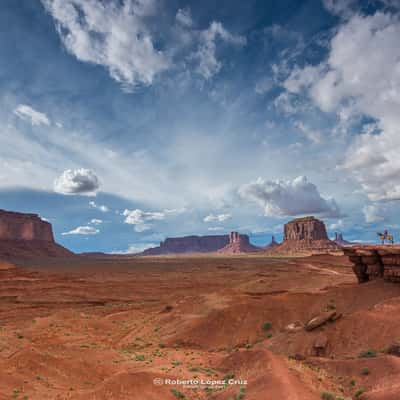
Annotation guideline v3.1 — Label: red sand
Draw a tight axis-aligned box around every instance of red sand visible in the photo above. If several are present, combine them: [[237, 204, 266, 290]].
[[1, 255, 400, 399]]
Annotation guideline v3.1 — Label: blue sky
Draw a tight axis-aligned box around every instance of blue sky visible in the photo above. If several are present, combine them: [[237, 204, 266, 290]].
[[1, 0, 400, 253]]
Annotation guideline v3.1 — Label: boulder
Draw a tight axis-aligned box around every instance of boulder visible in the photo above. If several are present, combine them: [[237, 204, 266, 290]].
[[305, 311, 337, 331], [313, 334, 328, 356]]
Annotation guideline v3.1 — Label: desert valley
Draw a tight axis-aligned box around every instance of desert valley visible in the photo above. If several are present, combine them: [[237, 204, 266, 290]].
[[2, 1, 400, 399], [1, 209, 400, 400]]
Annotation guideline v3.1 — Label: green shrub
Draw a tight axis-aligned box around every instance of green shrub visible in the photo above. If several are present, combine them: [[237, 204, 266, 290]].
[[359, 349, 377, 358], [170, 388, 185, 399], [361, 367, 370, 375], [354, 389, 364, 398], [262, 322, 272, 332], [321, 392, 335, 400]]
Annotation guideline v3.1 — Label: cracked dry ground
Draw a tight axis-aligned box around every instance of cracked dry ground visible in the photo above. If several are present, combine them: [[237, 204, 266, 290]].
[[1, 254, 400, 400]]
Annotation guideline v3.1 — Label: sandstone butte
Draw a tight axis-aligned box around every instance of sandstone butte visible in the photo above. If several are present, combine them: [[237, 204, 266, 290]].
[[267, 216, 341, 255], [218, 231, 262, 254], [0, 209, 72, 259]]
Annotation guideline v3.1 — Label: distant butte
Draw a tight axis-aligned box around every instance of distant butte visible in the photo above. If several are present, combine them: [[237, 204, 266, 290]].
[[267, 216, 341, 255], [218, 231, 262, 254]]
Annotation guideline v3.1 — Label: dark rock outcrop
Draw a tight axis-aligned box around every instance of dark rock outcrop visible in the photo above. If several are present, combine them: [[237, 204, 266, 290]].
[[218, 232, 262, 254], [267, 216, 341, 255], [264, 235, 279, 250], [0, 209, 73, 259], [343, 245, 400, 283], [333, 232, 352, 246], [141, 234, 231, 255]]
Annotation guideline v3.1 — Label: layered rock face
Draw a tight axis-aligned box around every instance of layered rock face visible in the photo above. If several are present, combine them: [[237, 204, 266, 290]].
[[284, 216, 328, 241], [141, 235, 230, 255], [268, 216, 340, 254], [0, 210, 54, 241], [218, 232, 262, 254], [0, 209, 73, 259], [343, 245, 400, 283]]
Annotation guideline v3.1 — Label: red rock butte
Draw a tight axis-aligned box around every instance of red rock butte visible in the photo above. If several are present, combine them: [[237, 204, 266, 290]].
[[0, 209, 73, 259], [218, 231, 262, 254], [268, 216, 340, 255], [0, 209, 54, 241]]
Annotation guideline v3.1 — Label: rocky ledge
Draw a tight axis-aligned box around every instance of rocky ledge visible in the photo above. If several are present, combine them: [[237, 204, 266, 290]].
[[343, 245, 400, 283]]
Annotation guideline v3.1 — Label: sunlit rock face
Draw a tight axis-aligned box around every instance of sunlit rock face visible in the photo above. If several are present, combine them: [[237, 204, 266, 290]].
[[344, 246, 400, 283], [0, 210, 54, 241], [268, 216, 341, 255], [0, 209, 73, 259]]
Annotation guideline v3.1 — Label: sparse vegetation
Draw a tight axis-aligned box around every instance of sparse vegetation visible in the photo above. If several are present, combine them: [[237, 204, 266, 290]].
[[361, 367, 370, 375], [135, 354, 145, 361], [223, 373, 235, 380], [229, 387, 246, 400], [320, 391, 335, 400], [262, 322, 272, 332], [170, 388, 185, 399], [354, 389, 365, 398], [359, 349, 377, 358]]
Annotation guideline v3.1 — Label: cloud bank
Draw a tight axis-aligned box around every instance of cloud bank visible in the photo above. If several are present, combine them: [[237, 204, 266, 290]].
[[239, 176, 341, 218]]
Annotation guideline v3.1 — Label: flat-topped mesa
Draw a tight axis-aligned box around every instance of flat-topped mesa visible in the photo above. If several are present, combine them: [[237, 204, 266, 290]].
[[141, 234, 230, 255], [343, 245, 400, 283], [218, 232, 262, 254], [0, 209, 73, 259], [268, 216, 340, 255], [0, 209, 54, 241]]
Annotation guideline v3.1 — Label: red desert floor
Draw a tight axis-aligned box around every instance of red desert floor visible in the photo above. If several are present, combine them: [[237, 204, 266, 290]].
[[1, 255, 400, 399]]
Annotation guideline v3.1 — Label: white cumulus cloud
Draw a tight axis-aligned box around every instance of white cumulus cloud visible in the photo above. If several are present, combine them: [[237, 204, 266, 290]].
[[62, 225, 99, 235], [193, 21, 246, 79], [89, 201, 109, 212], [176, 7, 193, 27], [42, 0, 169, 88], [284, 12, 400, 201], [363, 204, 384, 224], [54, 168, 100, 195], [123, 208, 166, 232], [239, 176, 341, 218], [203, 213, 231, 222], [13, 104, 50, 126], [89, 218, 103, 225]]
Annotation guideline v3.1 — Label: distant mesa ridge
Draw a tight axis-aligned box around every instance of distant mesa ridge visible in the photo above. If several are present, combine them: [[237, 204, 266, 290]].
[[141, 234, 230, 255], [0, 209, 73, 259], [141, 232, 263, 255]]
